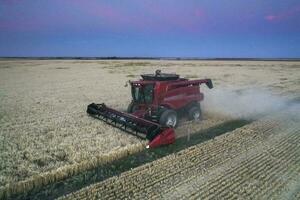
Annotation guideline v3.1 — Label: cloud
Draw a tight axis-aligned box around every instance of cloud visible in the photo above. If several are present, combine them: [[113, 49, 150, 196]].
[[265, 5, 300, 22], [1, 0, 21, 5], [140, 1, 205, 33], [1, 0, 206, 34], [69, 0, 205, 33], [265, 15, 276, 21]]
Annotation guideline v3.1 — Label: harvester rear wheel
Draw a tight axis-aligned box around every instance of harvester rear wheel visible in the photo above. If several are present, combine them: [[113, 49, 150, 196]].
[[188, 104, 202, 121], [159, 109, 178, 128]]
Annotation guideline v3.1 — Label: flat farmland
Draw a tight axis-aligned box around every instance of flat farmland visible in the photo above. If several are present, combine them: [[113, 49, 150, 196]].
[[0, 59, 299, 199]]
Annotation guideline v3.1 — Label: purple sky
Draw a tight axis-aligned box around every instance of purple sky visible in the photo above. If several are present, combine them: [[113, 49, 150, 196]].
[[0, 0, 300, 58]]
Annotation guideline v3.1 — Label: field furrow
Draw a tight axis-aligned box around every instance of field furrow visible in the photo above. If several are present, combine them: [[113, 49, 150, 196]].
[[158, 127, 300, 199], [190, 131, 299, 199]]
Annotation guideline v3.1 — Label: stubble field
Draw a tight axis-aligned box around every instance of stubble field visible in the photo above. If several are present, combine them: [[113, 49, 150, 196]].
[[61, 108, 300, 200], [0, 59, 299, 199]]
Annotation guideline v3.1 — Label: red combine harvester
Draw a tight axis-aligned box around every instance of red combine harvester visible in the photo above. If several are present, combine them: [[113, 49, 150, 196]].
[[87, 70, 213, 148]]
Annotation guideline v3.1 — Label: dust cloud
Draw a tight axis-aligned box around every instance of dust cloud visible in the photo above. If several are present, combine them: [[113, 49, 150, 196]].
[[202, 87, 293, 120]]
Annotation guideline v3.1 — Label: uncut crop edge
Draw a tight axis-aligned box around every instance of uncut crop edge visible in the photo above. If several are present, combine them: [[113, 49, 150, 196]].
[[0, 142, 146, 200]]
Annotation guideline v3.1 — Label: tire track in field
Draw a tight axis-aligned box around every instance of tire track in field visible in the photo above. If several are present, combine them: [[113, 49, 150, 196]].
[[184, 129, 300, 199], [161, 127, 299, 199]]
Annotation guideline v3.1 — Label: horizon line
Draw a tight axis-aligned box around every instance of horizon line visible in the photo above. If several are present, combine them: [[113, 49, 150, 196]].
[[0, 56, 300, 61]]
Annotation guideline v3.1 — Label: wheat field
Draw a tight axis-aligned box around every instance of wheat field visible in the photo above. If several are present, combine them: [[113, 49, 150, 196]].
[[0, 59, 299, 199]]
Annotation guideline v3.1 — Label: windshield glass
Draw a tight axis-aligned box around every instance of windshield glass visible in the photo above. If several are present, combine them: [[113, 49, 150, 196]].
[[132, 84, 154, 104]]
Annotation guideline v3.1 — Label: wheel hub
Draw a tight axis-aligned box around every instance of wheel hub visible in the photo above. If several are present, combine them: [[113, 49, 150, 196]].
[[166, 115, 177, 127], [193, 111, 200, 120]]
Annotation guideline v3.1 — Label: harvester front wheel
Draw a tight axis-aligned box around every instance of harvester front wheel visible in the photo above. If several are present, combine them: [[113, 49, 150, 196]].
[[188, 104, 202, 121], [159, 109, 178, 128]]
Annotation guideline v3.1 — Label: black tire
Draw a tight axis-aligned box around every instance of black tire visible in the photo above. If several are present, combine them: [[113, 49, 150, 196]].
[[188, 104, 202, 121], [159, 109, 178, 128], [127, 102, 138, 113]]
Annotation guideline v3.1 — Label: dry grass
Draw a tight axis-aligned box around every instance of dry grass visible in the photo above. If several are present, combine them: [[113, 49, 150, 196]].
[[0, 59, 299, 198]]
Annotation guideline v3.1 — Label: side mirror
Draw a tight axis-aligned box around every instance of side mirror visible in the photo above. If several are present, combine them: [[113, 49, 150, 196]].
[[205, 79, 213, 89], [155, 69, 161, 76]]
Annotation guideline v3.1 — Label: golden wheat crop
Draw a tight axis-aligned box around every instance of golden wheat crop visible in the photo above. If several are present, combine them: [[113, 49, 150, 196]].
[[0, 142, 146, 199], [0, 59, 299, 199]]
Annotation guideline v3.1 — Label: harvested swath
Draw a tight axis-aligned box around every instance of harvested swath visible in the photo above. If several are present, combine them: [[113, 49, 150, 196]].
[[59, 111, 300, 199], [170, 127, 299, 199], [0, 142, 146, 200]]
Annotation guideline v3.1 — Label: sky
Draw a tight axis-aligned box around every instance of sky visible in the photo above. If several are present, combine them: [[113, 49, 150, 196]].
[[0, 0, 300, 58]]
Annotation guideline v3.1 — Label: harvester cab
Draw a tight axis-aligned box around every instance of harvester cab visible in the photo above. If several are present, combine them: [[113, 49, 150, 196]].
[[130, 82, 154, 105], [87, 70, 213, 148]]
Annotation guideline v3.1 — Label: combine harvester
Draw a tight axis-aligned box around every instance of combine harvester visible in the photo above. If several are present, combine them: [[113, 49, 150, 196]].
[[87, 70, 213, 148]]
